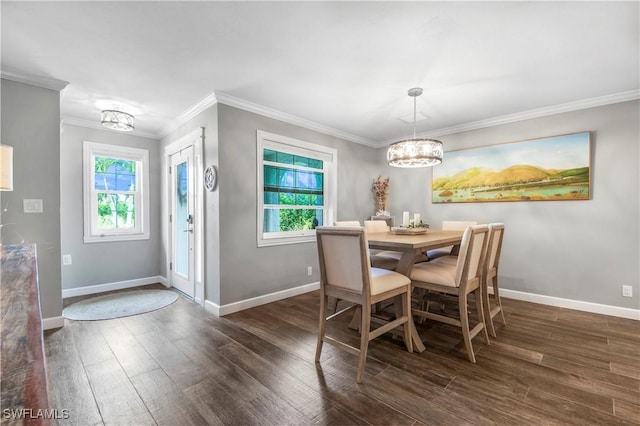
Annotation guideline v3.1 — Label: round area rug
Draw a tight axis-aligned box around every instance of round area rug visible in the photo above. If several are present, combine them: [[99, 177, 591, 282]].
[[63, 289, 179, 321]]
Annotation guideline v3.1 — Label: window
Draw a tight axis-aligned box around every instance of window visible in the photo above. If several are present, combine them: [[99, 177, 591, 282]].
[[83, 142, 150, 242], [257, 131, 337, 247]]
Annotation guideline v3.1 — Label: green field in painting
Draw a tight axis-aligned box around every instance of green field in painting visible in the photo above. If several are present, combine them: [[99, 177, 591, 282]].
[[432, 165, 589, 202]]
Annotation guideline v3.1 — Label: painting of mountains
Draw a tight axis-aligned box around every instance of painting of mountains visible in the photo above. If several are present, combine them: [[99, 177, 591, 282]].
[[432, 132, 591, 203]]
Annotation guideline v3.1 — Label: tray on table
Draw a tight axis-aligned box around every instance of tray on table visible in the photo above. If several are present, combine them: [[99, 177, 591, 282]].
[[391, 227, 429, 235]]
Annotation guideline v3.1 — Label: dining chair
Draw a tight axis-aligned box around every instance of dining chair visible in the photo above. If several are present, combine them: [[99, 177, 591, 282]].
[[363, 220, 401, 270], [410, 224, 490, 363], [483, 223, 507, 337], [427, 220, 478, 260], [334, 220, 362, 227], [329, 221, 365, 312], [363, 220, 428, 271], [315, 226, 413, 383]]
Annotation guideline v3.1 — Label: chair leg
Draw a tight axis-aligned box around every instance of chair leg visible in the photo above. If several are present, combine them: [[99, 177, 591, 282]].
[[493, 276, 507, 325], [475, 287, 490, 345], [356, 303, 371, 383], [348, 306, 361, 331], [482, 275, 497, 338], [315, 292, 327, 363], [401, 289, 413, 353], [458, 292, 476, 363], [484, 293, 497, 338]]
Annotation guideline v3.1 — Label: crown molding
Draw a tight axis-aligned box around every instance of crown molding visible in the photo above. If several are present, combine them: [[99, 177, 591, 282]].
[[214, 91, 378, 147], [1, 68, 69, 91], [61, 117, 158, 139], [377, 89, 640, 147], [157, 91, 219, 139], [159, 89, 377, 146], [64, 87, 639, 147]]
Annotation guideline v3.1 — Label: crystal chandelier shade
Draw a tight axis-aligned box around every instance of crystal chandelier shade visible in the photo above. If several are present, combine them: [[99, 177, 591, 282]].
[[387, 88, 443, 168], [387, 138, 443, 167], [101, 110, 135, 131]]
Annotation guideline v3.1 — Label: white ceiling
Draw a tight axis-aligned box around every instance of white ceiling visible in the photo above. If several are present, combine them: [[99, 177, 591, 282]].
[[2, 1, 638, 146]]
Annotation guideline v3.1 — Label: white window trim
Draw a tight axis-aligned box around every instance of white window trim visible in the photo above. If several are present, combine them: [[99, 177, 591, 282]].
[[83, 141, 150, 243], [256, 130, 337, 247]]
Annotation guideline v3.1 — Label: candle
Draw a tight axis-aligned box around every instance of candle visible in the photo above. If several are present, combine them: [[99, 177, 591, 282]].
[[402, 211, 410, 227], [414, 213, 421, 225]]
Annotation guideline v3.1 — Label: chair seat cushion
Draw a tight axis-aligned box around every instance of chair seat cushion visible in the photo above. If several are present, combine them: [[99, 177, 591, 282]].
[[426, 247, 452, 260], [370, 255, 399, 270], [410, 258, 458, 287], [370, 267, 410, 295], [433, 255, 457, 266]]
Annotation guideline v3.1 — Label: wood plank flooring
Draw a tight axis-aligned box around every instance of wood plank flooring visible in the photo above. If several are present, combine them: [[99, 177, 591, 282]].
[[44, 285, 640, 425]]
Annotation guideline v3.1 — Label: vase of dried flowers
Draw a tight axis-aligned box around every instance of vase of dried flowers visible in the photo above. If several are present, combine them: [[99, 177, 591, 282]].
[[372, 175, 390, 215]]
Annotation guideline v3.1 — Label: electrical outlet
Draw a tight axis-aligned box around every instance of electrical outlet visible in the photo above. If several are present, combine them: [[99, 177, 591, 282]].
[[23, 199, 43, 213], [62, 254, 72, 265], [622, 285, 633, 298], [307, 266, 313, 276]]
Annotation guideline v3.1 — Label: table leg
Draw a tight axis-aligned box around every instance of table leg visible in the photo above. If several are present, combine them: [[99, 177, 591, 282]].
[[394, 249, 426, 353], [348, 306, 361, 331], [393, 294, 425, 353]]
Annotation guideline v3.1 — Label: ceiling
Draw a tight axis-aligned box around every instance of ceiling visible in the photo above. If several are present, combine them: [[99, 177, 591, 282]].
[[2, 1, 638, 147]]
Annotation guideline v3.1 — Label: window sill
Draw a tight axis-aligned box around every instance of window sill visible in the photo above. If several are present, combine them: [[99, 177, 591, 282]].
[[257, 234, 316, 248], [84, 233, 150, 243]]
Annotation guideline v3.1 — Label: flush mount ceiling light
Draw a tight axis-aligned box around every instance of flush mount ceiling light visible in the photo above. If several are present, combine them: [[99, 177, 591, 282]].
[[387, 88, 443, 168], [101, 110, 135, 132]]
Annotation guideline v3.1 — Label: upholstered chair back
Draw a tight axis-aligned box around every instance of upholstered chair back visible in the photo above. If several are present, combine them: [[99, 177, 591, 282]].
[[316, 227, 371, 294], [334, 220, 362, 227], [487, 223, 505, 273], [363, 220, 390, 233], [455, 225, 489, 288]]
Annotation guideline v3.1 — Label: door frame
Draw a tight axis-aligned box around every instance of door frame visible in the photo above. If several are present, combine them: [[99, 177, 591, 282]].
[[163, 127, 205, 305]]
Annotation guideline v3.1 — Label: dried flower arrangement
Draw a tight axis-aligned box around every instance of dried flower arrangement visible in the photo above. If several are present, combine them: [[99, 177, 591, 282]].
[[372, 175, 390, 214]]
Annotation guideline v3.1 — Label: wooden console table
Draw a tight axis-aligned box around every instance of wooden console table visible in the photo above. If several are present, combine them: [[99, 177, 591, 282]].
[[1, 244, 50, 425]]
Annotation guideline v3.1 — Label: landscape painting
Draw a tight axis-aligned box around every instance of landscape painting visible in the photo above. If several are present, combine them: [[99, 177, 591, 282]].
[[432, 132, 591, 203]]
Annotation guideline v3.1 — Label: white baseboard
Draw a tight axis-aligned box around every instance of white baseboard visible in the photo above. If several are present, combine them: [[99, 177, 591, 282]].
[[62, 276, 168, 299], [42, 316, 64, 330], [204, 281, 320, 317], [501, 289, 640, 320], [204, 299, 220, 316]]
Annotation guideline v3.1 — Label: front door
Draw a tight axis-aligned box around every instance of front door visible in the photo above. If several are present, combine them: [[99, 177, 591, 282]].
[[170, 146, 195, 297]]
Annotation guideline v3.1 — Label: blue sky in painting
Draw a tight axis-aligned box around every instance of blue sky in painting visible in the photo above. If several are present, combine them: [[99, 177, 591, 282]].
[[435, 132, 590, 178]]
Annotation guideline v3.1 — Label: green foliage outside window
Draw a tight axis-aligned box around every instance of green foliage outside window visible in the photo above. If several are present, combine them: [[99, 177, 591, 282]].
[[277, 193, 320, 230], [95, 157, 136, 230]]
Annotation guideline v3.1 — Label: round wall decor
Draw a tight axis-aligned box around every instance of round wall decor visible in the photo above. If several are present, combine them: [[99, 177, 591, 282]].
[[204, 165, 217, 191]]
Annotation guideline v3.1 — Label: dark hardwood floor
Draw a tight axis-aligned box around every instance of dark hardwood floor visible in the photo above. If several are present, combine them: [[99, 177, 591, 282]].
[[45, 285, 639, 425]]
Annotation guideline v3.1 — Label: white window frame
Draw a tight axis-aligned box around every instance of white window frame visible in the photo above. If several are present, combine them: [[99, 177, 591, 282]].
[[83, 141, 150, 243], [257, 130, 337, 247]]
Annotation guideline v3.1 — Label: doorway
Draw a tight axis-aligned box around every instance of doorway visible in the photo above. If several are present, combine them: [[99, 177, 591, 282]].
[[170, 146, 195, 297], [164, 128, 205, 304]]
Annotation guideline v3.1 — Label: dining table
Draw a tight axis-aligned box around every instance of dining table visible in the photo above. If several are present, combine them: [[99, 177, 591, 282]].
[[352, 229, 465, 353]]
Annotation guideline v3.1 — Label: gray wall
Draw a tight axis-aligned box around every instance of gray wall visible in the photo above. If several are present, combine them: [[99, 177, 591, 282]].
[[160, 105, 221, 305], [381, 100, 640, 309], [217, 104, 379, 305], [0, 79, 62, 319], [59, 124, 161, 289]]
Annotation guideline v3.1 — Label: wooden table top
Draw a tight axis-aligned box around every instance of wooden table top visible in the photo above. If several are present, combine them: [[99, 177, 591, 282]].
[[367, 229, 464, 251]]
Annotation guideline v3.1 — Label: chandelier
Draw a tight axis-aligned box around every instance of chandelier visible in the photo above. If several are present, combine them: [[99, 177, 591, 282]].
[[101, 110, 135, 132], [387, 88, 443, 168]]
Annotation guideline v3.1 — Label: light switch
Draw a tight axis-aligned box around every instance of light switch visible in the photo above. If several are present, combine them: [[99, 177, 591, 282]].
[[23, 199, 43, 213]]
